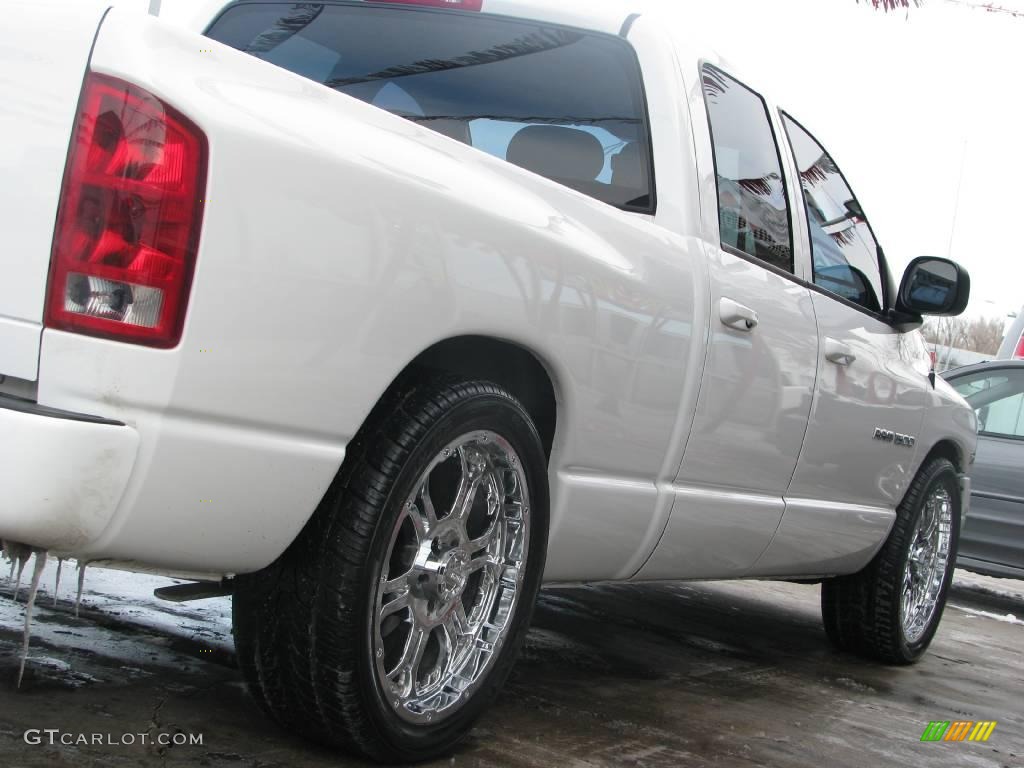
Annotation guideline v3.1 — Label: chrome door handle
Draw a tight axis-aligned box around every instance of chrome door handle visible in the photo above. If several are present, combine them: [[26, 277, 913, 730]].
[[825, 338, 856, 367], [719, 298, 759, 332]]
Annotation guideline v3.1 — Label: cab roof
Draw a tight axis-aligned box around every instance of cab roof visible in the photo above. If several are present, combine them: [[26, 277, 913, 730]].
[[480, 0, 642, 36], [175, 0, 644, 37]]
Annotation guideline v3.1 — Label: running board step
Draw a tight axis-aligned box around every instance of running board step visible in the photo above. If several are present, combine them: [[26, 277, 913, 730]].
[[154, 580, 233, 603]]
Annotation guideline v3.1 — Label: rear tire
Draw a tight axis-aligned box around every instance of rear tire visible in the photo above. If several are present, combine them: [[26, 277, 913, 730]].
[[233, 373, 549, 762], [821, 457, 961, 664]]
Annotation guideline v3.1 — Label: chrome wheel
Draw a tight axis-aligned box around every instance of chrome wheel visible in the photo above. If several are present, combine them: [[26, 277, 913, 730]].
[[372, 430, 530, 725], [901, 484, 953, 643]]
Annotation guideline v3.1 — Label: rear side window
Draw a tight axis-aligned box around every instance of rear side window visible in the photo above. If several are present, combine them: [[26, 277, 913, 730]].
[[206, 2, 654, 212], [781, 114, 884, 313], [701, 65, 793, 273]]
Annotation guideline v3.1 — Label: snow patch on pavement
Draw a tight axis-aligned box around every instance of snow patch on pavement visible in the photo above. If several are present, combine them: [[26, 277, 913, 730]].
[[953, 569, 1024, 602], [0, 558, 234, 681], [951, 604, 1023, 625]]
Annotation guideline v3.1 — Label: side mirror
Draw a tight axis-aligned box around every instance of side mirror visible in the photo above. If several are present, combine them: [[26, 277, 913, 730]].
[[896, 257, 971, 319]]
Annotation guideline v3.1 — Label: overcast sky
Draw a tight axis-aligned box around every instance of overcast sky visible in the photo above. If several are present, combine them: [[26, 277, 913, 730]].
[[648, 0, 1023, 322]]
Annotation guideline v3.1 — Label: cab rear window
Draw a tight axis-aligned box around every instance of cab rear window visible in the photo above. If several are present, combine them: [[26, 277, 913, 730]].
[[206, 2, 655, 212]]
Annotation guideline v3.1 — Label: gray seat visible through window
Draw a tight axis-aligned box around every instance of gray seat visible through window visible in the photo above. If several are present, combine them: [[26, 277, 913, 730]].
[[426, 118, 471, 145], [506, 125, 604, 188], [611, 143, 643, 190]]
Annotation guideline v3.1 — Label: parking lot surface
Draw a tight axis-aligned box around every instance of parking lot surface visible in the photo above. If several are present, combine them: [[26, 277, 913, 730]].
[[0, 564, 1020, 767]]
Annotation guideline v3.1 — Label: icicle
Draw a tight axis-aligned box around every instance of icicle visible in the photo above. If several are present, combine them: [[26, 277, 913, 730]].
[[17, 551, 47, 688], [13, 555, 27, 602], [53, 558, 64, 607], [2, 540, 32, 598], [75, 561, 88, 618]]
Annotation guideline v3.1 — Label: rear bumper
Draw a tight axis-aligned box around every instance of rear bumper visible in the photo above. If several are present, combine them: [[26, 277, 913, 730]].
[[0, 394, 138, 551]]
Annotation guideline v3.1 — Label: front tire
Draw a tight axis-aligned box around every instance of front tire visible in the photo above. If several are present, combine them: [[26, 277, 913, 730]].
[[821, 457, 961, 664], [233, 374, 549, 762]]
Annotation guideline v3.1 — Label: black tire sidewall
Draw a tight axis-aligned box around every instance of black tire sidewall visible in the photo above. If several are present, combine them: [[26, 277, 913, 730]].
[[355, 392, 549, 760], [891, 460, 961, 661]]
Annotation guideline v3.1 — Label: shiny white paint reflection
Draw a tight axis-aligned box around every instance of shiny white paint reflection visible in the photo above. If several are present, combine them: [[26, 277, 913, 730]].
[[31, 8, 707, 574], [637, 484, 785, 580], [676, 253, 818, 494], [750, 498, 895, 577], [788, 289, 928, 508], [0, 0, 112, 379], [0, 2, 978, 584]]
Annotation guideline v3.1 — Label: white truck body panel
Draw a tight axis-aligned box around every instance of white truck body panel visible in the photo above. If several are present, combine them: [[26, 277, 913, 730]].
[[0, 404, 139, 550], [0, 0, 977, 584], [0, 0, 113, 380]]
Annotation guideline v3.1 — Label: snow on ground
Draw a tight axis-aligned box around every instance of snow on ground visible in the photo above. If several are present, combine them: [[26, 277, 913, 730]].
[[45, 561, 235, 653], [0, 556, 232, 677], [0, 556, 1020, 767], [952, 568, 1024, 601], [0, 555, 1019, 685], [949, 605, 1023, 625]]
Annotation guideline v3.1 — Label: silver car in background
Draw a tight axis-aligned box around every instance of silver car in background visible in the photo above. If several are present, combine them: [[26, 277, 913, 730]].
[[946, 360, 1024, 578]]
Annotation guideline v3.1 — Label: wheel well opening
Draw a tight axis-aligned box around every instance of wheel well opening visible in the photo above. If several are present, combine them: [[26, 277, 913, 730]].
[[408, 336, 558, 459], [921, 439, 965, 474]]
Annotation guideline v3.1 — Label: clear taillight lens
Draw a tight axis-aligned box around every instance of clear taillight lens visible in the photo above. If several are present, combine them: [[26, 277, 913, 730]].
[[45, 73, 207, 347]]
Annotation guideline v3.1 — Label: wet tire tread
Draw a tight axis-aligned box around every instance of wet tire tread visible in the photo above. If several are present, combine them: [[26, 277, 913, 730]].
[[821, 457, 960, 664], [233, 372, 546, 761]]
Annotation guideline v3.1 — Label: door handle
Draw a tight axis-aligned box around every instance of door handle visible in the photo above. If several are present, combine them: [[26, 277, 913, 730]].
[[825, 338, 856, 367], [719, 298, 759, 332]]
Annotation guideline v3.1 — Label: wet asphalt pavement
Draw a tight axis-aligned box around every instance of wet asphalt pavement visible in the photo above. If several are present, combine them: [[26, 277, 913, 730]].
[[0, 572, 1020, 767]]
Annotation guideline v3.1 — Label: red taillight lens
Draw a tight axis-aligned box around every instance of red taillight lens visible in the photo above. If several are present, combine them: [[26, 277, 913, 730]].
[[366, 0, 483, 10], [1014, 332, 1024, 360], [46, 73, 207, 348]]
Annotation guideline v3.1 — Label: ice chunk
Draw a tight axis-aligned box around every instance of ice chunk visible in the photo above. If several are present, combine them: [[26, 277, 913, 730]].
[[17, 550, 47, 688], [53, 559, 64, 607], [75, 561, 88, 618], [13, 556, 26, 602], [2, 541, 33, 602]]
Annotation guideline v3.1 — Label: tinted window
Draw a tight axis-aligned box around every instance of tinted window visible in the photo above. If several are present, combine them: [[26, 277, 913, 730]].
[[782, 114, 884, 313], [702, 66, 793, 273], [207, 3, 654, 211], [952, 368, 1024, 439]]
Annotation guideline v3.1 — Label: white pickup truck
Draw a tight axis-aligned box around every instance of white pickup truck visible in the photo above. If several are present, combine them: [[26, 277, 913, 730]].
[[0, 0, 977, 761]]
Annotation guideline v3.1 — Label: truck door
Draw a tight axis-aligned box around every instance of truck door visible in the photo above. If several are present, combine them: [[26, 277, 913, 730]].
[[638, 65, 819, 580], [750, 114, 931, 577]]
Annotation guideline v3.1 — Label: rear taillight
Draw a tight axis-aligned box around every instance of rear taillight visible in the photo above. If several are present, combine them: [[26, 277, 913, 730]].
[[46, 73, 207, 347], [366, 0, 483, 10], [1014, 332, 1024, 360]]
